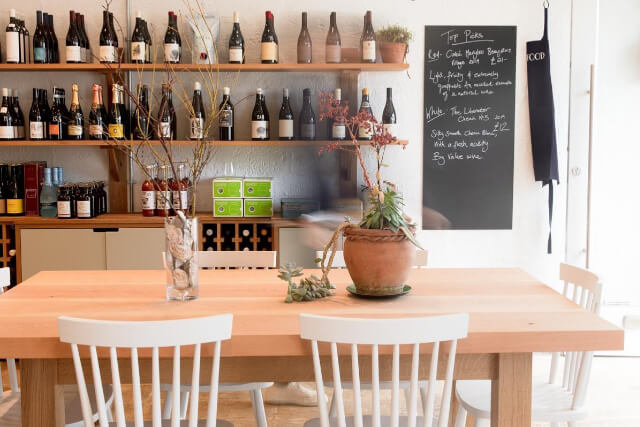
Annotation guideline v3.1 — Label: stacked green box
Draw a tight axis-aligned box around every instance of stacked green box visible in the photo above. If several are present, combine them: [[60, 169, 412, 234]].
[[212, 177, 273, 218]]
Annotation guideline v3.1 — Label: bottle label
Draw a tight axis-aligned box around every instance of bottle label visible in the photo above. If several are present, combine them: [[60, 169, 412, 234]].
[[251, 120, 268, 139], [156, 190, 171, 209], [172, 190, 188, 211], [34, 47, 46, 62], [164, 43, 180, 62], [80, 47, 87, 63], [229, 47, 243, 62], [30, 122, 45, 139], [0, 126, 13, 139], [358, 121, 373, 139], [99, 45, 117, 62], [77, 200, 91, 218], [131, 41, 146, 61], [326, 45, 341, 63], [7, 199, 23, 214], [108, 123, 124, 138], [6, 32, 20, 62], [142, 190, 155, 210], [0, 200, 5, 215], [49, 123, 61, 137], [57, 201, 71, 218], [219, 110, 233, 128], [66, 45, 82, 62], [332, 123, 346, 139], [89, 124, 103, 137], [68, 124, 83, 137], [261, 42, 278, 61], [190, 118, 204, 139], [159, 122, 172, 138], [383, 123, 397, 138], [301, 123, 315, 139], [279, 119, 293, 138], [362, 40, 376, 61]]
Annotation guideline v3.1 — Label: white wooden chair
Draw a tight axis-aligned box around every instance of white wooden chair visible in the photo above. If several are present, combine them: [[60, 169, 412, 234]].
[[58, 314, 234, 427], [299, 313, 469, 427], [0, 267, 113, 427], [315, 249, 430, 415], [454, 263, 603, 427], [162, 251, 276, 426], [316, 250, 428, 269]]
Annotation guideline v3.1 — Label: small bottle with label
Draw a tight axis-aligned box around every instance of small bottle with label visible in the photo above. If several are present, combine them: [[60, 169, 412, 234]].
[[156, 165, 171, 217], [57, 185, 72, 219], [330, 88, 346, 140], [190, 82, 205, 140], [278, 88, 294, 141], [360, 11, 376, 63], [164, 12, 181, 64], [228, 12, 245, 64], [382, 87, 397, 139], [357, 88, 374, 141], [39, 168, 57, 218], [76, 184, 92, 218], [171, 163, 188, 213], [218, 87, 234, 141], [28, 88, 45, 140], [141, 164, 156, 217]]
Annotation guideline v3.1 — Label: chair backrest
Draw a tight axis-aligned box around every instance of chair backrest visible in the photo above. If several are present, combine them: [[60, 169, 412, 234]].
[[0, 266, 18, 397], [58, 314, 233, 427], [315, 250, 429, 269], [164, 251, 277, 270], [299, 313, 469, 427], [549, 263, 602, 410]]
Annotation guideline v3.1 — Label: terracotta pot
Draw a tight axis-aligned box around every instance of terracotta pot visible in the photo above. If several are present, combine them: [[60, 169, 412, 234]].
[[343, 226, 416, 296], [379, 42, 407, 64]]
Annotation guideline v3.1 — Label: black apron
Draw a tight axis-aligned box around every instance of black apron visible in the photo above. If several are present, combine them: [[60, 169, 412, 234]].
[[527, 5, 559, 254]]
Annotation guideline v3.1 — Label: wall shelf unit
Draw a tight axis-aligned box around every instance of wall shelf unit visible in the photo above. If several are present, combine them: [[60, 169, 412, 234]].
[[0, 139, 409, 147]]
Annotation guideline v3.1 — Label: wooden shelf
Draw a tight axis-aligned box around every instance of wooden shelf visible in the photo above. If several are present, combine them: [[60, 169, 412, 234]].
[[0, 139, 409, 147], [0, 63, 409, 73]]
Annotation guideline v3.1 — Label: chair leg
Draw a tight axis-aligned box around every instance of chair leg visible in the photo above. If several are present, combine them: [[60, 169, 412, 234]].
[[473, 417, 483, 427], [180, 391, 190, 420], [454, 405, 467, 427], [162, 390, 173, 419], [250, 389, 269, 427], [419, 385, 428, 414], [404, 388, 412, 413], [328, 389, 337, 418]]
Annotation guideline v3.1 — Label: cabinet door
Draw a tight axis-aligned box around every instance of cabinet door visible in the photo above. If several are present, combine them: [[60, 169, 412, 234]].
[[105, 227, 165, 270], [20, 229, 107, 281]]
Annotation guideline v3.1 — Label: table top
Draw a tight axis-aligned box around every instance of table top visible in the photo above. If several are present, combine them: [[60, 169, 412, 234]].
[[0, 268, 623, 358]]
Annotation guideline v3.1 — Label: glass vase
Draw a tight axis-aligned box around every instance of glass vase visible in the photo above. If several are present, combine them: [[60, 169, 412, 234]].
[[165, 215, 199, 301]]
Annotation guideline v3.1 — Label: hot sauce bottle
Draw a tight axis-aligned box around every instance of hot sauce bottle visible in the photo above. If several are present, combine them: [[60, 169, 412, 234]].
[[156, 164, 171, 217], [141, 164, 156, 217], [180, 162, 193, 212], [170, 163, 188, 214]]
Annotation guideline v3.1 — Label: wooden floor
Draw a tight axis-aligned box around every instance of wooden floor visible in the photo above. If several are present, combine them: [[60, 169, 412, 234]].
[[2, 356, 639, 426]]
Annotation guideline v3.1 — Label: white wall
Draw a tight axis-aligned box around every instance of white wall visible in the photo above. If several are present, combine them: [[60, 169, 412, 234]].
[[0, 0, 574, 285]]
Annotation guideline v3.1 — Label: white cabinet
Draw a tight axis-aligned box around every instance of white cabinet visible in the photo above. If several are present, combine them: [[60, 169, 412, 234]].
[[20, 227, 165, 281], [277, 227, 318, 269]]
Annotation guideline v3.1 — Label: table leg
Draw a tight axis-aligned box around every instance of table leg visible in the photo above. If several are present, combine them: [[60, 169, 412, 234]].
[[490, 353, 532, 427], [20, 359, 61, 427]]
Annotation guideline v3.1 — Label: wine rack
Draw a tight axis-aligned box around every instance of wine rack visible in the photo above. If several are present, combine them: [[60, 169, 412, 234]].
[[0, 224, 16, 285], [201, 222, 274, 252]]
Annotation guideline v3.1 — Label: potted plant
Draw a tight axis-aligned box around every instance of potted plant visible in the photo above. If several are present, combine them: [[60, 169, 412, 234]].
[[318, 93, 422, 296], [376, 25, 413, 64]]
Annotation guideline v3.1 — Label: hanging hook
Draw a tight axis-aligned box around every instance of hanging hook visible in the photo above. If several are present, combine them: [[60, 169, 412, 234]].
[[543, 0, 550, 8]]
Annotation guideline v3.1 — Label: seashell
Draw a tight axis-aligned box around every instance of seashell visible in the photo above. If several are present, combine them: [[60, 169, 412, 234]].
[[166, 224, 184, 246], [172, 268, 190, 290], [170, 241, 193, 262]]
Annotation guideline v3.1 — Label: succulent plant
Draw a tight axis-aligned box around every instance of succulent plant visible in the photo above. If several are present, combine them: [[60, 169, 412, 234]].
[[376, 25, 414, 51], [279, 263, 335, 303]]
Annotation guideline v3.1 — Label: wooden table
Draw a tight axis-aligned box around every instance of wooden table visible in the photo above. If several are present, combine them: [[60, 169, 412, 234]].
[[0, 268, 623, 427]]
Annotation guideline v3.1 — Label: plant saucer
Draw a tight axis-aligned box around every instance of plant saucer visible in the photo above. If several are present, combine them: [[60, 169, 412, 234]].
[[346, 284, 411, 298]]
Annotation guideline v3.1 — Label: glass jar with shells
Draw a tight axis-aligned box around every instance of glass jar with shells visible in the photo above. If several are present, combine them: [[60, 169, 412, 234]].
[[165, 213, 199, 301]]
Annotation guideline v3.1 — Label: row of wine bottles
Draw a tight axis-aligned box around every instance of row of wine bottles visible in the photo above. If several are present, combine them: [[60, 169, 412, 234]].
[[3, 8, 379, 65], [0, 84, 397, 141]]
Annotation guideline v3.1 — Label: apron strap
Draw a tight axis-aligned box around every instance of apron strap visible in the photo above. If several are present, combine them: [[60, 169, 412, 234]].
[[543, 6, 549, 41], [547, 180, 553, 254]]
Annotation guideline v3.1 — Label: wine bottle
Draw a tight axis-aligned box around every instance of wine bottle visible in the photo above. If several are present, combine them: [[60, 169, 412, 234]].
[[330, 88, 346, 140], [46, 13, 60, 63], [131, 11, 146, 64], [299, 88, 316, 140], [99, 10, 118, 63], [5, 10, 20, 64], [6, 91, 17, 138], [68, 83, 83, 140], [297, 12, 312, 64], [357, 88, 374, 140], [190, 82, 205, 140], [142, 19, 152, 63], [251, 88, 269, 141], [89, 84, 106, 140], [11, 90, 25, 140], [39, 89, 51, 138], [49, 87, 66, 140], [74, 13, 86, 63], [164, 12, 181, 64], [6, 164, 24, 216], [78, 14, 90, 63], [33, 11, 48, 63], [29, 88, 45, 140], [157, 83, 176, 139], [65, 11, 82, 63], [382, 87, 397, 139], [132, 84, 150, 140], [108, 84, 124, 140], [218, 86, 234, 141], [326, 12, 341, 64], [361, 11, 376, 63], [0, 89, 14, 140], [278, 88, 294, 141], [19, 19, 28, 64], [228, 12, 245, 64], [261, 11, 278, 64], [0, 164, 8, 216]]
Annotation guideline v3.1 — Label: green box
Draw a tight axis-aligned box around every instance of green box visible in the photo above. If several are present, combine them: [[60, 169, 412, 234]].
[[212, 178, 243, 198], [244, 199, 273, 217], [213, 198, 243, 217], [243, 178, 272, 198]]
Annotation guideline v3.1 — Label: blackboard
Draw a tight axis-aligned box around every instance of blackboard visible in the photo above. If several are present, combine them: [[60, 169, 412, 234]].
[[422, 26, 517, 230]]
